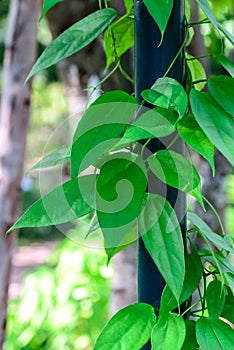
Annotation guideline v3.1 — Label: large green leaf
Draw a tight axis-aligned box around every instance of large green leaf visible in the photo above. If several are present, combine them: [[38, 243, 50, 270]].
[[71, 92, 137, 177], [206, 280, 226, 318], [177, 114, 215, 175], [151, 313, 186, 350], [160, 253, 203, 314], [143, 0, 174, 41], [190, 89, 234, 167], [122, 108, 177, 142], [182, 320, 199, 350], [30, 145, 71, 171], [208, 75, 234, 119], [27, 9, 117, 80], [188, 212, 233, 253], [104, 16, 134, 69], [96, 152, 147, 261], [148, 150, 204, 207], [139, 194, 185, 302], [93, 303, 156, 350], [39, 0, 62, 21], [215, 55, 234, 78], [186, 54, 207, 91], [7, 175, 95, 232], [196, 317, 234, 350], [142, 77, 188, 119]]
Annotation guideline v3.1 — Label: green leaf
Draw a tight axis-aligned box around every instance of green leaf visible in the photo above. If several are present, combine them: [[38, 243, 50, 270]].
[[27, 9, 117, 80], [215, 55, 234, 78], [190, 89, 234, 167], [185, 0, 191, 22], [196, 317, 234, 350], [7, 176, 95, 233], [142, 77, 188, 119], [71, 92, 137, 177], [93, 303, 156, 350], [39, 0, 62, 21], [186, 54, 207, 91], [143, 0, 174, 42], [96, 152, 147, 261], [182, 320, 199, 350], [104, 16, 134, 69], [160, 253, 203, 314], [30, 145, 71, 171], [188, 212, 233, 253], [208, 75, 234, 119], [148, 150, 204, 208], [196, 0, 218, 30], [151, 313, 186, 350], [139, 194, 185, 302], [221, 294, 234, 324], [122, 108, 177, 142], [206, 280, 226, 318], [177, 114, 215, 175], [218, 23, 234, 46], [124, 0, 133, 13]]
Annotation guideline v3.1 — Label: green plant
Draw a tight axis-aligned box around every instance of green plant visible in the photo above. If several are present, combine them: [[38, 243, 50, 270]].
[[7, 0, 234, 349], [5, 238, 111, 350]]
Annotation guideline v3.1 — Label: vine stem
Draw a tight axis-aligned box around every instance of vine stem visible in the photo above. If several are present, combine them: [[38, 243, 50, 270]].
[[163, 30, 189, 78], [202, 196, 226, 236]]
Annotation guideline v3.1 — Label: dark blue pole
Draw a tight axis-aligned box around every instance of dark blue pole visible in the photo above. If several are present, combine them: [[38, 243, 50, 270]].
[[135, 1, 186, 348]]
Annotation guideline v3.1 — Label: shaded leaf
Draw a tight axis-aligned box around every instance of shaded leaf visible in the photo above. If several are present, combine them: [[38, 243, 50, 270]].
[[190, 89, 234, 167], [30, 145, 71, 171], [93, 303, 156, 350], [182, 320, 199, 350], [177, 114, 215, 175], [27, 9, 117, 80], [139, 194, 185, 302], [7, 176, 95, 232], [221, 294, 234, 324], [148, 150, 204, 207], [142, 77, 188, 119], [188, 212, 233, 253], [206, 280, 226, 317], [151, 313, 186, 350], [143, 0, 174, 42], [208, 75, 234, 119], [196, 317, 234, 350], [160, 253, 203, 314]]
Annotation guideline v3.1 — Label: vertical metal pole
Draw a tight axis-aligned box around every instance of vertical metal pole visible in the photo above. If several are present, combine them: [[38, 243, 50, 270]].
[[135, 2, 186, 348]]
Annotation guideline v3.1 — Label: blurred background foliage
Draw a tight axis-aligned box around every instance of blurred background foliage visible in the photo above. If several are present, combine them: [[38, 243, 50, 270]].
[[0, 0, 233, 349]]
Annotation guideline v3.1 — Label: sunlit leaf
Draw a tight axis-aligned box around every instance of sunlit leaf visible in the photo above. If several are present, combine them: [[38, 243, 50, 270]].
[[151, 313, 186, 350], [186, 54, 206, 91], [124, 0, 133, 12], [142, 77, 188, 119], [93, 303, 156, 350], [148, 150, 204, 207], [196, 317, 234, 350], [190, 89, 234, 167], [139, 194, 185, 301], [7, 176, 95, 232]]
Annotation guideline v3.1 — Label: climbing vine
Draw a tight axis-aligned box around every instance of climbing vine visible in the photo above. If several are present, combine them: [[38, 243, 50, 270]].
[[8, 0, 234, 348]]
